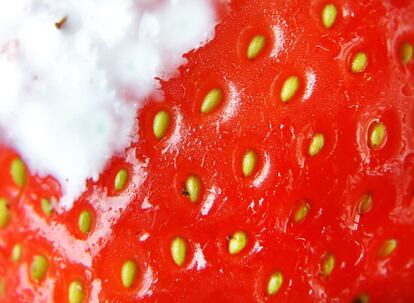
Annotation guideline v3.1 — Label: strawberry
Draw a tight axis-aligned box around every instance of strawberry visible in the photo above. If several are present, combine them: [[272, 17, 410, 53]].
[[1, 0, 414, 302]]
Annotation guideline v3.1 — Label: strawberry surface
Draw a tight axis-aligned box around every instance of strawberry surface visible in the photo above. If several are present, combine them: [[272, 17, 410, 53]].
[[1, 0, 414, 302]]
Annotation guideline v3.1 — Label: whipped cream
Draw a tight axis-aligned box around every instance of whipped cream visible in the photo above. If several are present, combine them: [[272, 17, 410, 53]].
[[0, 0, 217, 209]]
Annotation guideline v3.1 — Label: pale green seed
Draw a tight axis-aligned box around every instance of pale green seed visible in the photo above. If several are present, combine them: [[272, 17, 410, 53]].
[[68, 280, 84, 303], [293, 201, 310, 223], [10, 158, 27, 187], [11, 243, 22, 263], [41, 198, 53, 216], [153, 110, 171, 140], [379, 239, 397, 257], [31, 255, 49, 282], [0, 198, 10, 229], [200, 88, 223, 114], [247, 35, 266, 60], [322, 4, 338, 29], [121, 260, 138, 288], [185, 175, 201, 203], [321, 252, 335, 276], [171, 237, 187, 266], [370, 123, 385, 149], [400, 42, 413, 64], [308, 133, 325, 156], [114, 168, 128, 191], [228, 231, 248, 255], [242, 149, 257, 177], [351, 52, 368, 73], [0, 278, 5, 297], [280, 76, 300, 103], [357, 194, 373, 215], [354, 293, 369, 303], [267, 271, 284, 296], [78, 210, 93, 234]]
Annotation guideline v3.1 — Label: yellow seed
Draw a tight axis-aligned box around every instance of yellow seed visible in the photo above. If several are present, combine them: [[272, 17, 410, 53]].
[[0, 198, 10, 229], [357, 194, 373, 215], [153, 110, 171, 140], [41, 198, 53, 216], [370, 123, 386, 149], [114, 168, 128, 191], [171, 237, 187, 266], [228, 231, 248, 255], [354, 293, 369, 303], [10, 158, 27, 187], [78, 210, 93, 234], [379, 239, 397, 257], [322, 4, 338, 29], [31, 255, 49, 282], [280, 76, 300, 103], [200, 88, 223, 114], [400, 42, 413, 64], [121, 260, 138, 288], [0, 278, 5, 297], [247, 35, 266, 60], [242, 149, 258, 177], [11, 243, 22, 263], [351, 52, 368, 73], [185, 175, 201, 203], [68, 280, 84, 303], [321, 252, 335, 277], [308, 133, 325, 156], [293, 201, 310, 223], [266, 271, 284, 296]]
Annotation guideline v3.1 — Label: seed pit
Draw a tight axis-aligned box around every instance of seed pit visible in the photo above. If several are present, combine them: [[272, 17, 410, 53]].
[[41, 198, 53, 216], [266, 271, 283, 296], [237, 23, 275, 64], [30, 255, 49, 282], [228, 231, 248, 255], [200, 88, 223, 114], [351, 52, 368, 73], [78, 210, 93, 234], [121, 260, 138, 288], [353, 293, 369, 303], [357, 193, 373, 215], [399, 41, 413, 64], [369, 122, 386, 149], [321, 4, 338, 29], [114, 168, 128, 192], [184, 175, 201, 203], [321, 252, 335, 277], [153, 110, 171, 140], [280, 76, 300, 103], [0, 278, 4, 297], [0, 198, 10, 229], [68, 280, 84, 303], [247, 35, 267, 60], [242, 149, 258, 177], [10, 158, 27, 187], [357, 110, 400, 161], [292, 201, 310, 223], [378, 238, 397, 257], [11, 243, 22, 263], [308, 133, 325, 157], [170, 237, 187, 266]]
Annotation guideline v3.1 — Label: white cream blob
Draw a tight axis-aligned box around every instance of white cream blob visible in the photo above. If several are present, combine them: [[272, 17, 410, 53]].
[[0, 0, 217, 209]]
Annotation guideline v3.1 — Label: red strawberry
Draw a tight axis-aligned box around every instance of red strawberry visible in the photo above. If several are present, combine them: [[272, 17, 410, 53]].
[[1, 0, 414, 302]]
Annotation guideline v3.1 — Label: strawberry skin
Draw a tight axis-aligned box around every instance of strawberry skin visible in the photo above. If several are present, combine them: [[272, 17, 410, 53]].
[[1, 0, 414, 302]]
